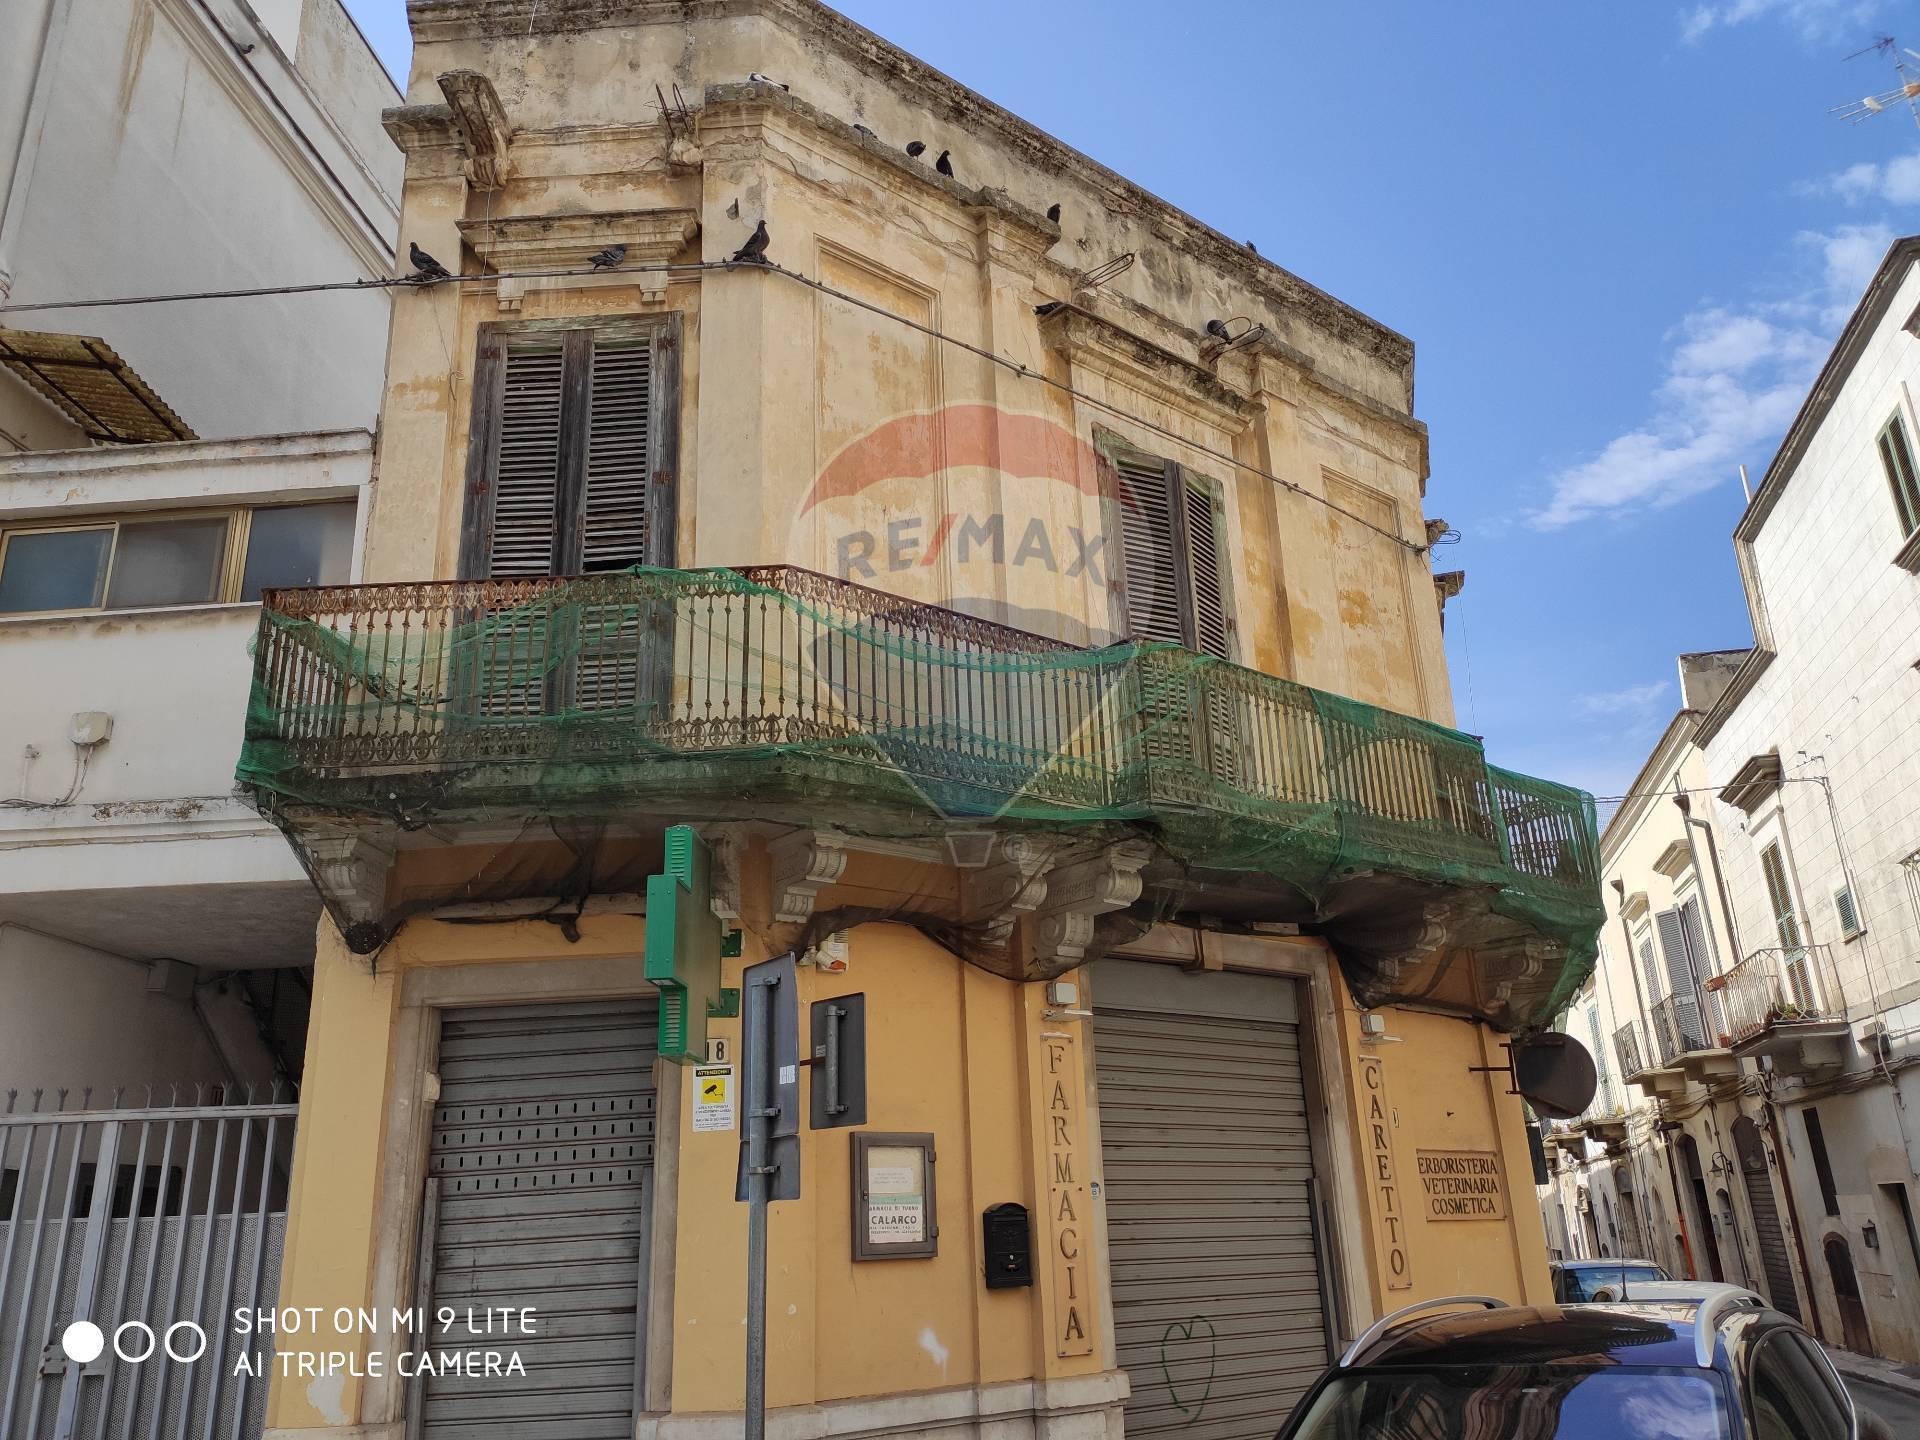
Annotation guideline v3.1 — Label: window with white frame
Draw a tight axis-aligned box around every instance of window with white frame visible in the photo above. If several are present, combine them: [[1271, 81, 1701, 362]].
[[0, 502, 355, 615]]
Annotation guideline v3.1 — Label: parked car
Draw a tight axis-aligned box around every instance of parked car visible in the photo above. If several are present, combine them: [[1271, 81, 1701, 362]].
[[1584, 1279, 1763, 1306], [1548, 1257, 1670, 1303], [1274, 1292, 1895, 1439]]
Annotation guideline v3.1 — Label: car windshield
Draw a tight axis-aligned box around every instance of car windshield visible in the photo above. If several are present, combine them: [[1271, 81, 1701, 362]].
[[1565, 1265, 1668, 1301], [1286, 1366, 1729, 1440]]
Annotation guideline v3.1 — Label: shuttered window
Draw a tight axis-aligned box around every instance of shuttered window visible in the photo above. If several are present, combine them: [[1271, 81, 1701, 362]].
[[1654, 906, 1706, 1049], [1760, 842, 1801, 950], [1108, 443, 1234, 659], [462, 319, 679, 579], [1877, 412, 1920, 539]]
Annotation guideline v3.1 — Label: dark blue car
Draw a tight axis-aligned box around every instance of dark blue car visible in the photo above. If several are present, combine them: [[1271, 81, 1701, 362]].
[[1274, 1293, 1894, 1440]]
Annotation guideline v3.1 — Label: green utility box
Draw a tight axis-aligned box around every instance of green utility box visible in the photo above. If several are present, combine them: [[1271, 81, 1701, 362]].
[[645, 825, 740, 1063]]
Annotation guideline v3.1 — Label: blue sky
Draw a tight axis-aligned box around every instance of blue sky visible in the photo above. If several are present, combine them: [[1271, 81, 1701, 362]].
[[343, 0, 1920, 807]]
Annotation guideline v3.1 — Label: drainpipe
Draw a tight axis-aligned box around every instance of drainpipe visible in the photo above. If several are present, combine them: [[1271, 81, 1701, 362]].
[[1612, 879, 1690, 1273], [1675, 790, 1744, 965], [1612, 879, 1651, 1043]]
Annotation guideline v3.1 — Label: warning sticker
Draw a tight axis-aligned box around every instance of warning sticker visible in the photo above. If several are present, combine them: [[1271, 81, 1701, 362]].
[[693, 1065, 735, 1133]]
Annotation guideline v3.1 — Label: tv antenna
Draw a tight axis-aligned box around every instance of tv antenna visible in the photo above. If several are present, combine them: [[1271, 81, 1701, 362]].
[[1830, 35, 1920, 129]]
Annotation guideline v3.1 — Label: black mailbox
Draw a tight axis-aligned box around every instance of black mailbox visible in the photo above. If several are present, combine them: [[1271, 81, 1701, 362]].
[[982, 1202, 1032, 1289]]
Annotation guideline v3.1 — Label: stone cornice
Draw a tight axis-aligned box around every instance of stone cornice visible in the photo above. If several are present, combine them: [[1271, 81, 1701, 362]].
[[403, 0, 1413, 387], [1039, 302, 1259, 435], [698, 83, 1060, 250]]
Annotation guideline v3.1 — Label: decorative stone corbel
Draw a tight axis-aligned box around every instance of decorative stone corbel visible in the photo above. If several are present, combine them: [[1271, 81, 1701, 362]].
[[302, 831, 396, 954], [1434, 570, 1466, 625], [963, 835, 1060, 949], [1029, 839, 1151, 968], [768, 829, 850, 924], [437, 70, 514, 192], [706, 828, 743, 923]]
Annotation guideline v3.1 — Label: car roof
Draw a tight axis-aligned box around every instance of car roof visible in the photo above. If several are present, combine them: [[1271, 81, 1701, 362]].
[[1558, 1258, 1664, 1271], [1346, 1302, 1708, 1370]]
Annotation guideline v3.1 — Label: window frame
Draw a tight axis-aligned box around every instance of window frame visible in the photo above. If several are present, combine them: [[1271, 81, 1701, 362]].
[[1877, 410, 1920, 541], [1744, 1327, 1854, 1440], [458, 312, 682, 581], [0, 500, 355, 619], [1095, 428, 1237, 660], [1833, 884, 1865, 942]]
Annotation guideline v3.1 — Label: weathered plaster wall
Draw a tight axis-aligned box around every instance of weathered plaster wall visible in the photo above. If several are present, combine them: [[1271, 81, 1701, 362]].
[[374, 1, 1451, 723]]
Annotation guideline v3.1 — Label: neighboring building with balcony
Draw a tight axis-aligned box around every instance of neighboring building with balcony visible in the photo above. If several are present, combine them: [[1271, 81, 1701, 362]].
[[1694, 234, 1920, 1363], [237, 4, 1605, 1439], [1539, 234, 1920, 1368], [1534, 650, 1816, 1329]]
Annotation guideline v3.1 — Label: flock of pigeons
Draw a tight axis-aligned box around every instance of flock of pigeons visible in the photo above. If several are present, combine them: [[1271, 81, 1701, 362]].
[[403, 73, 1067, 286]]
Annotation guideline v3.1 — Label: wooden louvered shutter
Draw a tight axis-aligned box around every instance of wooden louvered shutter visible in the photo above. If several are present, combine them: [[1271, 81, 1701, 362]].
[[458, 318, 679, 720], [579, 340, 653, 572], [572, 340, 658, 714], [1180, 471, 1230, 660], [1654, 906, 1704, 1049], [487, 345, 568, 576], [1115, 454, 1186, 645]]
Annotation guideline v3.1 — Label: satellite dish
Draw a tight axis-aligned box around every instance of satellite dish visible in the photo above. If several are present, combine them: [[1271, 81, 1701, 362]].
[[1511, 1031, 1598, 1121]]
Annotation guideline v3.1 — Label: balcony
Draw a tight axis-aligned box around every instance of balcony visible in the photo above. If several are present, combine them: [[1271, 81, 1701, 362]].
[[1613, 1019, 1647, 1083], [236, 567, 1603, 1021], [1613, 1015, 1685, 1102], [1714, 945, 1850, 1070]]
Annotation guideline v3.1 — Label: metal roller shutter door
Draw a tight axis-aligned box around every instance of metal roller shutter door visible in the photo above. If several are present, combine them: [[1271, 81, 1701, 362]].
[[421, 1000, 657, 1440], [1094, 963, 1329, 1440]]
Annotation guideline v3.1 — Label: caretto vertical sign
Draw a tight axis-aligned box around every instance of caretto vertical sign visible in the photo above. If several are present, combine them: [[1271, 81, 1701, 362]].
[[1357, 1054, 1412, 1292], [1044, 1032, 1095, 1356]]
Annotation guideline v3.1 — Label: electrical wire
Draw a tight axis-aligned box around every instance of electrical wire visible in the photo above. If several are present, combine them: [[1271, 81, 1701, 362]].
[[0, 258, 1429, 556], [1, 743, 89, 808]]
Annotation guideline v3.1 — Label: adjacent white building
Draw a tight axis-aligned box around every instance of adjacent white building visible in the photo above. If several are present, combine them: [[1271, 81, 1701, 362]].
[[1543, 234, 1920, 1364], [1, 0, 400, 447], [1695, 234, 1920, 1361], [0, 0, 396, 1098]]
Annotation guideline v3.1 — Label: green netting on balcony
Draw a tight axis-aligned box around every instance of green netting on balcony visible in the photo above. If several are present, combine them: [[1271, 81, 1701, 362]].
[[238, 565, 1602, 1030]]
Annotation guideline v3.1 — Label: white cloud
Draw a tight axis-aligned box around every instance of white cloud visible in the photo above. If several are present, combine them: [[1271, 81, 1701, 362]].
[[1575, 681, 1671, 720], [1529, 225, 1891, 529], [1810, 153, 1920, 207], [1681, 0, 1874, 43], [1808, 220, 1896, 304]]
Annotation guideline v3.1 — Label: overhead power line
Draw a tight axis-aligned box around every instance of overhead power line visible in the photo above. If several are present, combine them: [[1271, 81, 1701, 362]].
[[0, 257, 1429, 555]]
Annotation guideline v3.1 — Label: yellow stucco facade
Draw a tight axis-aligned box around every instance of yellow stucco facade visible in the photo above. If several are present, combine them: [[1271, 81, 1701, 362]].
[[254, 4, 1571, 1437]]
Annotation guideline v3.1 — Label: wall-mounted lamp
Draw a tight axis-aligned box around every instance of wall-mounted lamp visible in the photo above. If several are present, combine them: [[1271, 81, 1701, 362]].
[[1360, 1011, 1403, 1045]]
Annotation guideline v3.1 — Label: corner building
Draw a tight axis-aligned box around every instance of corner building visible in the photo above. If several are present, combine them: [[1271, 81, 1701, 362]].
[[248, 4, 1605, 1437]]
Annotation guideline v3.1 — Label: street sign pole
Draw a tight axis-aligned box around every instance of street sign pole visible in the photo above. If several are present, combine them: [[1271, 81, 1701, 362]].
[[744, 965, 772, 1440]]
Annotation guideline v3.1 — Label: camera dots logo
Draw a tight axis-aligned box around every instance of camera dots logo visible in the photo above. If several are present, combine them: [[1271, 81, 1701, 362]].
[[61, 1319, 207, 1365]]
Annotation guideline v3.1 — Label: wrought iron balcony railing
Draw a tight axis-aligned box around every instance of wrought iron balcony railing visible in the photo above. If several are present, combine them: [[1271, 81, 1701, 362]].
[[240, 567, 1596, 886], [1648, 992, 1711, 1066], [1715, 945, 1843, 1047], [238, 567, 1604, 1008], [1613, 1019, 1647, 1080]]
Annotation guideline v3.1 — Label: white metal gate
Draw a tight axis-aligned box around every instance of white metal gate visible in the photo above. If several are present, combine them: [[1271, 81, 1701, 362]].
[[1093, 961, 1333, 1440], [0, 1088, 295, 1440], [413, 1000, 657, 1440]]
